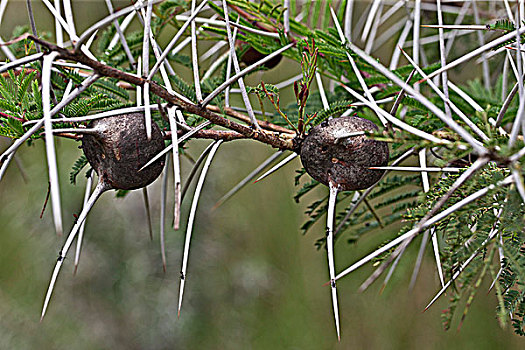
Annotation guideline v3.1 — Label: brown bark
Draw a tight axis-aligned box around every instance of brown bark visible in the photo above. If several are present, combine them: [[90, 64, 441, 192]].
[[26, 35, 296, 151]]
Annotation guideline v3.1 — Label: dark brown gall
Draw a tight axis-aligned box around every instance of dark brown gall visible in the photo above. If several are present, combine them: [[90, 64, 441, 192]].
[[300, 116, 389, 191], [81, 113, 165, 190], [239, 45, 282, 69]]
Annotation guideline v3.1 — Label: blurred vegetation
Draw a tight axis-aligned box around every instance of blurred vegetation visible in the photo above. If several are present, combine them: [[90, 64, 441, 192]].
[[0, 139, 524, 349]]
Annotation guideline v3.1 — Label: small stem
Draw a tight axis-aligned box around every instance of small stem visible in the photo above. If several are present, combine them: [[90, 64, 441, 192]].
[[261, 82, 298, 133], [363, 198, 383, 228], [25, 0, 41, 53], [142, 187, 153, 241]]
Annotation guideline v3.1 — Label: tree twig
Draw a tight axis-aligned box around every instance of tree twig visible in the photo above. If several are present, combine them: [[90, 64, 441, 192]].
[[23, 35, 295, 151]]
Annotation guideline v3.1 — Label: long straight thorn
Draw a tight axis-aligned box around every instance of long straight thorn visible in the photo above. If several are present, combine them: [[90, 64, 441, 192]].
[[41, 180, 109, 321], [42, 52, 63, 236], [213, 151, 283, 210], [178, 141, 222, 317], [168, 108, 182, 229], [254, 153, 297, 183], [160, 158, 170, 272], [74, 171, 94, 274], [327, 181, 341, 341]]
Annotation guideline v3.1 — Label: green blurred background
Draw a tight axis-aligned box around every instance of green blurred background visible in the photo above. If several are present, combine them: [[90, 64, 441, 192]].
[[1, 1, 525, 349]]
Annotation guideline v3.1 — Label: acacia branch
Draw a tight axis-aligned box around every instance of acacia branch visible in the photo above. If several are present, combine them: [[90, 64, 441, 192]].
[[24, 35, 295, 151], [206, 105, 295, 135], [167, 129, 248, 141], [51, 129, 248, 143]]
